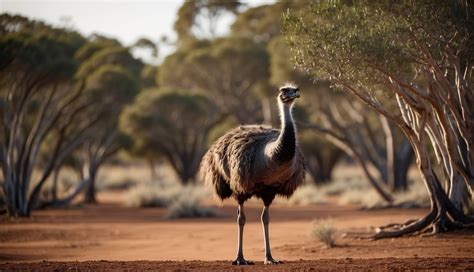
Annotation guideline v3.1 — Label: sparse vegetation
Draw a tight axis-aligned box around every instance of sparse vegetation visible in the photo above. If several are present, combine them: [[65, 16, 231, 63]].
[[311, 219, 337, 248], [125, 182, 220, 219], [287, 184, 327, 206], [283, 165, 430, 209], [165, 197, 221, 219]]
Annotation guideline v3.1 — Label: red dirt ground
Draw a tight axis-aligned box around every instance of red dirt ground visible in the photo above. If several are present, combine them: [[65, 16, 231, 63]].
[[1, 192, 473, 270]]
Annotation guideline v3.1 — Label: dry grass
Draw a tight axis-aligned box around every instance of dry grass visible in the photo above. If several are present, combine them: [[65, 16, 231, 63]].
[[393, 181, 430, 207], [125, 183, 207, 207], [282, 164, 430, 209], [124, 181, 220, 219], [287, 184, 327, 205], [311, 218, 337, 248], [165, 197, 221, 219], [125, 184, 170, 207]]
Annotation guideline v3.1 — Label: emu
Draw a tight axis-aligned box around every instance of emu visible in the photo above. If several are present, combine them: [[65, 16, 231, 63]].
[[200, 84, 305, 265]]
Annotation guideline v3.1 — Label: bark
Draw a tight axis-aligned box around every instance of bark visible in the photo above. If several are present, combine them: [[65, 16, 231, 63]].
[[149, 159, 157, 183], [44, 159, 96, 208], [51, 166, 61, 203], [373, 130, 473, 239], [302, 122, 394, 203], [83, 167, 97, 203], [306, 149, 342, 185], [1, 80, 95, 217], [392, 140, 413, 191]]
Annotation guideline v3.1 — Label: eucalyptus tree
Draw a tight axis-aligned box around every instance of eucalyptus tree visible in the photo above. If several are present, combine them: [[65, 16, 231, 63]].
[[284, 0, 474, 237], [174, 0, 243, 43], [66, 39, 141, 204], [268, 35, 413, 197], [0, 14, 142, 214], [0, 14, 89, 216], [120, 89, 222, 184], [159, 37, 269, 124]]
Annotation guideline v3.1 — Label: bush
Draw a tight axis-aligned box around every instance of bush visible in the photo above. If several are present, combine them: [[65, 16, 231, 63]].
[[125, 183, 220, 219], [125, 184, 170, 207], [311, 219, 337, 248], [125, 183, 202, 208], [165, 196, 221, 219], [287, 184, 327, 205]]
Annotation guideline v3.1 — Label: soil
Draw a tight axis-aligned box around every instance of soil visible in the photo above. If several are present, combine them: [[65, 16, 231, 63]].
[[1, 191, 473, 271]]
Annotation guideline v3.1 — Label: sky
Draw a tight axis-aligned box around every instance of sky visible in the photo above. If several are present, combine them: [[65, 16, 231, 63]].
[[0, 0, 275, 63]]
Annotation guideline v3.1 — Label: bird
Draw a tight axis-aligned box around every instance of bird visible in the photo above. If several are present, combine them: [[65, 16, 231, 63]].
[[199, 84, 305, 265]]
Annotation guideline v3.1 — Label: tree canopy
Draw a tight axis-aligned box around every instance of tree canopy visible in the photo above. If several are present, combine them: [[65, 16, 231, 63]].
[[284, 0, 474, 237]]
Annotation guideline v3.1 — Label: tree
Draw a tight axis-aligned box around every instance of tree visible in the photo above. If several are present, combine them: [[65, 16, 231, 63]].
[[284, 0, 474, 237], [75, 39, 142, 203], [120, 89, 222, 184], [268, 35, 412, 196], [0, 15, 142, 214], [80, 65, 139, 203], [0, 14, 92, 216], [174, 0, 243, 43], [159, 37, 269, 123]]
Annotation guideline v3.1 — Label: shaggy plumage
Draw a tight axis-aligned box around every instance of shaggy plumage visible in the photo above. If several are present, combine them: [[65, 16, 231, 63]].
[[200, 125, 305, 204]]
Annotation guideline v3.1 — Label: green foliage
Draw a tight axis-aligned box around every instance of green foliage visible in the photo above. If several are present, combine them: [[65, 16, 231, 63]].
[[174, 0, 243, 42], [140, 64, 159, 88], [283, 0, 473, 94], [76, 46, 143, 79], [0, 14, 84, 83], [133, 37, 158, 58], [231, 1, 307, 43], [85, 65, 139, 110], [159, 36, 269, 123], [120, 89, 220, 183]]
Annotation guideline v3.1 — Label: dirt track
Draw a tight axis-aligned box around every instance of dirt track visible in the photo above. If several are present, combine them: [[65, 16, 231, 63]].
[[1, 192, 473, 270], [2, 258, 474, 271]]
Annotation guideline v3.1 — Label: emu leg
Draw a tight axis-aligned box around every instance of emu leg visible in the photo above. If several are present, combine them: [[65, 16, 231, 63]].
[[262, 206, 281, 264], [232, 204, 253, 265]]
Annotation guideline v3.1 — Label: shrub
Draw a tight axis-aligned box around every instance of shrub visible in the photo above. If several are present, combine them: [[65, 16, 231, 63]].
[[125, 183, 220, 219], [287, 184, 327, 205], [311, 219, 337, 248], [125, 184, 170, 207], [165, 196, 221, 219]]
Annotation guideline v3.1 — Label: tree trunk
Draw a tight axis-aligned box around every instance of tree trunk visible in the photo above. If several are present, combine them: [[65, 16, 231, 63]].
[[149, 158, 157, 183], [261, 98, 273, 126], [307, 151, 342, 185], [83, 167, 97, 204], [51, 166, 61, 203], [392, 140, 413, 191], [373, 132, 473, 239]]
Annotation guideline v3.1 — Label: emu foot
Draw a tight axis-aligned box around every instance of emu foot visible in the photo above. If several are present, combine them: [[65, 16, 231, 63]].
[[232, 257, 254, 265], [264, 257, 282, 265]]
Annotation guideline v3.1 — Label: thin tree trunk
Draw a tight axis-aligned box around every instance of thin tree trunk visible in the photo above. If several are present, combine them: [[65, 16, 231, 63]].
[[51, 166, 60, 203], [303, 122, 393, 203], [392, 140, 413, 191], [83, 167, 97, 203], [261, 98, 273, 126], [149, 158, 157, 183]]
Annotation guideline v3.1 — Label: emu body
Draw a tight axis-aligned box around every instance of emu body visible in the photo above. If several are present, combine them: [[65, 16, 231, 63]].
[[200, 85, 305, 265]]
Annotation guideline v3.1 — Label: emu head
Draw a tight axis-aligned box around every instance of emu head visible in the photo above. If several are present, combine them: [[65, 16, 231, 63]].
[[278, 84, 300, 105]]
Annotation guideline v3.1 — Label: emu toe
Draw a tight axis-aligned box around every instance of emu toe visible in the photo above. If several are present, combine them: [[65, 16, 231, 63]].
[[264, 258, 282, 265], [232, 258, 254, 265]]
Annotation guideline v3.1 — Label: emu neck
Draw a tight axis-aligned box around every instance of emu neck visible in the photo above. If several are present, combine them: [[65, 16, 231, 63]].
[[268, 102, 296, 164]]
